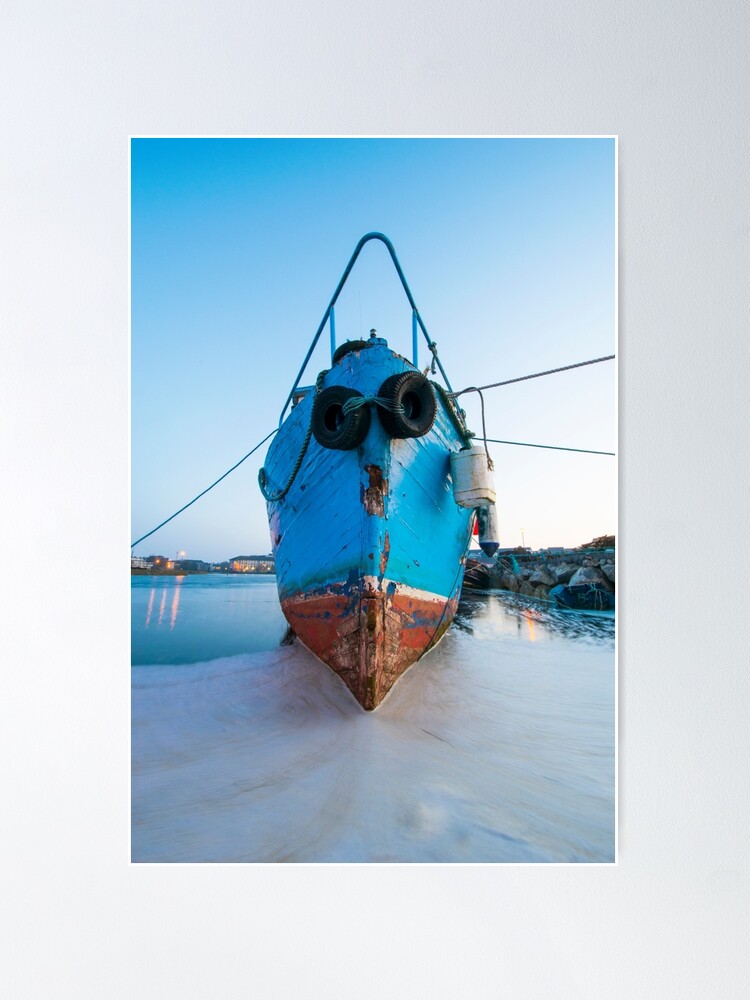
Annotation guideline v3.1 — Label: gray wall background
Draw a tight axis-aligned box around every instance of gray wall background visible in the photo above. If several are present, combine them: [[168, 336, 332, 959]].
[[2, 2, 747, 997]]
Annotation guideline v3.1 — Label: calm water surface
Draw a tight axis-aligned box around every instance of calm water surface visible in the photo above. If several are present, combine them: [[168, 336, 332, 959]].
[[132, 574, 615, 863], [131, 574, 287, 664]]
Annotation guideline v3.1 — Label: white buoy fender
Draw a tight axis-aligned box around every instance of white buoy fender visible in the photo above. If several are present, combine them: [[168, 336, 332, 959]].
[[477, 504, 500, 556], [450, 445, 496, 508]]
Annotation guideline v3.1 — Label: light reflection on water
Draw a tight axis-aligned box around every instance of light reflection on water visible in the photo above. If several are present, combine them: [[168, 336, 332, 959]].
[[169, 576, 183, 630], [157, 587, 167, 626], [455, 589, 615, 647], [131, 574, 288, 665], [144, 587, 155, 627]]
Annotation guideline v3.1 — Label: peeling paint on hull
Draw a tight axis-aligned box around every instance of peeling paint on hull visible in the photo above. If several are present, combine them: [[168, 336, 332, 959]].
[[282, 579, 459, 710], [262, 341, 473, 709]]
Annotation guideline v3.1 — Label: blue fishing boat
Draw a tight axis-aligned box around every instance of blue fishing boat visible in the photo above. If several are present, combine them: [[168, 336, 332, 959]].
[[259, 234, 496, 709]]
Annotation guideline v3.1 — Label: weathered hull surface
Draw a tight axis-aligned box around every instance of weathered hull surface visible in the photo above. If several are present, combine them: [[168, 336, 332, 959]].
[[263, 340, 473, 709], [282, 579, 460, 710]]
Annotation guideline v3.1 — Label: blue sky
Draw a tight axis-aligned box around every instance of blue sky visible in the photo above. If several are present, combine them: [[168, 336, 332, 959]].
[[131, 137, 615, 561]]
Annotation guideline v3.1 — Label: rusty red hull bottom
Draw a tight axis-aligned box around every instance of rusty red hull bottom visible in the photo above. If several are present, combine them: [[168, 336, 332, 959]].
[[281, 581, 459, 710]]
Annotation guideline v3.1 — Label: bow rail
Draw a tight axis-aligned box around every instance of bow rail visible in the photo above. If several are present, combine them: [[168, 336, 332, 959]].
[[278, 232, 454, 426]]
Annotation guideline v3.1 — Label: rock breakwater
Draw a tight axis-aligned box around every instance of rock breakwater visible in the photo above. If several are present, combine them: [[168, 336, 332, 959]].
[[464, 543, 616, 604]]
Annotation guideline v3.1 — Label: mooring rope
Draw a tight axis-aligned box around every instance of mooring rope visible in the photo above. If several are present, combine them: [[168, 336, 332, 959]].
[[460, 386, 493, 469], [483, 437, 615, 456], [432, 382, 472, 442], [130, 428, 278, 550], [452, 354, 615, 398], [258, 370, 328, 502], [341, 395, 405, 416]]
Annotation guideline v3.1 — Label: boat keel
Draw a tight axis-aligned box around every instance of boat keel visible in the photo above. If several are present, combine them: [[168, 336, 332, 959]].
[[281, 581, 458, 710]]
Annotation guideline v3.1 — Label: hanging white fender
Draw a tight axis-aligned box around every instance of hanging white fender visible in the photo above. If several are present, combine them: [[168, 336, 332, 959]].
[[450, 445, 496, 508]]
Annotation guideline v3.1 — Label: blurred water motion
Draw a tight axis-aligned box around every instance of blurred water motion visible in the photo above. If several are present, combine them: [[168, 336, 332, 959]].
[[132, 577, 615, 864]]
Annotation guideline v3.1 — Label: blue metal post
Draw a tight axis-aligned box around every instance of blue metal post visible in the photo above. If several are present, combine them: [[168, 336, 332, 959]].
[[330, 306, 336, 363], [412, 310, 418, 368]]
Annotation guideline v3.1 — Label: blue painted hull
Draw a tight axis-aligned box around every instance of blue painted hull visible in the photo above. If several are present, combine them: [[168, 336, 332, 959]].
[[262, 340, 473, 708]]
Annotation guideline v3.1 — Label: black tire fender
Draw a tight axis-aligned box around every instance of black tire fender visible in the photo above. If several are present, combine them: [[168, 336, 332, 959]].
[[376, 371, 436, 439], [312, 385, 371, 450]]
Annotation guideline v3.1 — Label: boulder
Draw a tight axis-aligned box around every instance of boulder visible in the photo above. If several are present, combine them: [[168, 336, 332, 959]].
[[534, 584, 551, 601], [529, 567, 556, 586], [519, 581, 535, 597], [553, 562, 576, 583], [499, 572, 519, 592], [569, 565, 615, 593], [601, 563, 616, 583]]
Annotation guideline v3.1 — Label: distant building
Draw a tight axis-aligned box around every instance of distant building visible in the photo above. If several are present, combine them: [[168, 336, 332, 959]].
[[131, 556, 151, 570], [228, 554, 275, 573]]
